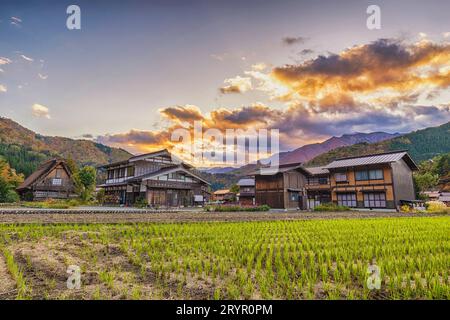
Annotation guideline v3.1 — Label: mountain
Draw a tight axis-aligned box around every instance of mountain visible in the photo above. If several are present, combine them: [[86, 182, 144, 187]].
[[198, 166, 238, 174], [278, 132, 401, 164], [0, 117, 132, 176], [308, 121, 450, 166], [230, 132, 400, 176]]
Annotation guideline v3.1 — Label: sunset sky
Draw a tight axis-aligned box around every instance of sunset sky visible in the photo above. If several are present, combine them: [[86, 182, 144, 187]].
[[0, 0, 449, 165]]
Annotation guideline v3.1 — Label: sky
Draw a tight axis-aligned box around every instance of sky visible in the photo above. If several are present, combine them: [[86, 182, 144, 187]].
[[0, 0, 449, 165]]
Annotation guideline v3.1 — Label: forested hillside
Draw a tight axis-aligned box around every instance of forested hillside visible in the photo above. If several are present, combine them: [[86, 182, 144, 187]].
[[308, 122, 450, 166], [0, 117, 132, 177]]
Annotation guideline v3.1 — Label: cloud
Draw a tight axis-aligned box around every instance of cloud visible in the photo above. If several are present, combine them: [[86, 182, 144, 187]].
[[10, 16, 22, 27], [299, 49, 314, 55], [251, 63, 268, 71], [443, 32, 450, 38], [38, 73, 48, 80], [219, 76, 252, 94], [95, 38, 450, 162], [271, 38, 450, 100], [20, 54, 34, 62], [282, 36, 308, 46], [0, 57, 12, 65], [31, 104, 51, 119], [160, 105, 203, 123], [0, 85, 6, 93]]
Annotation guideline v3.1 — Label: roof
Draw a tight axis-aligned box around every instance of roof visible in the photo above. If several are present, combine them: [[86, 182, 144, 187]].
[[128, 165, 210, 185], [237, 178, 255, 186], [304, 166, 329, 175], [17, 158, 71, 190], [252, 162, 310, 176], [324, 150, 418, 170], [100, 149, 193, 169], [214, 189, 232, 195]]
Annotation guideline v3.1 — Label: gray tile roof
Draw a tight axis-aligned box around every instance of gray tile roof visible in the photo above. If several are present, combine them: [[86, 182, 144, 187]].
[[237, 178, 255, 186], [324, 151, 417, 170], [304, 166, 329, 175]]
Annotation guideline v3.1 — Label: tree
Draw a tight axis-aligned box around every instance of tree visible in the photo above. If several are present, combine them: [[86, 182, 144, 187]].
[[65, 157, 78, 175], [73, 166, 97, 201], [435, 153, 450, 176], [229, 184, 239, 193], [413, 172, 439, 193], [0, 157, 24, 203]]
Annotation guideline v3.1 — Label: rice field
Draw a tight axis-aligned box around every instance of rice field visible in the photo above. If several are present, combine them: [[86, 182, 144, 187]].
[[0, 216, 449, 300]]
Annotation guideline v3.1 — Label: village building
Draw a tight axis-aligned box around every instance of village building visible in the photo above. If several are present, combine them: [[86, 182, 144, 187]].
[[254, 162, 309, 209], [253, 150, 418, 210], [16, 158, 76, 201], [212, 189, 235, 203], [324, 150, 418, 209], [304, 166, 331, 210], [236, 178, 255, 206], [97, 149, 210, 207]]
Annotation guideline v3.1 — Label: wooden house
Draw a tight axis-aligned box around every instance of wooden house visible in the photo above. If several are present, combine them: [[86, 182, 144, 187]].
[[236, 178, 255, 206], [213, 189, 235, 203], [304, 166, 331, 209], [16, 159, 76, 201], [254, 162, 309, 209], [97, 149, 210, 207], [324, 150, 418, 209]]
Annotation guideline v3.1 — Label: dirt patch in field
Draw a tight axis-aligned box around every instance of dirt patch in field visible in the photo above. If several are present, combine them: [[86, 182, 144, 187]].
[[0, 210, 434, 224], [5, 232, 221, 300], [0, 254, 16, 299]]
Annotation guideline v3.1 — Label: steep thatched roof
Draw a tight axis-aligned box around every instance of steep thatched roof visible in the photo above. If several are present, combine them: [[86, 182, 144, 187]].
[[17, 158, 71, 190]]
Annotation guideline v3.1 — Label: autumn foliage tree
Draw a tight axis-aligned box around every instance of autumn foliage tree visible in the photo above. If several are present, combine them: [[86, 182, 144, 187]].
[[0, 157, 24, 203]]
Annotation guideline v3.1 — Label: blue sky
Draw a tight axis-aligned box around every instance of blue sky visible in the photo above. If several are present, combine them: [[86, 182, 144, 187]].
[[0, 0, 449, 156]]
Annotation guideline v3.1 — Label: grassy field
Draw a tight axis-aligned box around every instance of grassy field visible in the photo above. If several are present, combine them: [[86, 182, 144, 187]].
[[0, 216, 448, 300]]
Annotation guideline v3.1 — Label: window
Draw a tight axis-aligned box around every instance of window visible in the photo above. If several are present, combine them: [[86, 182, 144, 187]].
[[369, 169, 383, 180], [55, 169, 61, 178], [108, 170, 114, 179], [337, 193, 356, 207], [52, 178, 62, 186], [290, 192, 299, 201], [335, 173, 348, 182], [364, 193, 386, 208], [127, 166, 135, 177], [355, 170, 369, 181], [355, 169, 383, 180], [119, 168, 125, 178], [319, 177, 329, 185]]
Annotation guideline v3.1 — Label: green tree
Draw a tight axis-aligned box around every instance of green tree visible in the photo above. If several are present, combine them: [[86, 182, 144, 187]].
[[65, 157, 78, 175], [229, 184, 240, 194], [413, 172, 439, 193], [434, 153, 450, 176], [73, 166, 97, 202]]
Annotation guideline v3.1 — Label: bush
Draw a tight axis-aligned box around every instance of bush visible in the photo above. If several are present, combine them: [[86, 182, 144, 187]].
[[313, 202, 350, 212], [96, 189, 106, 205], [134, 196, 148, 208], [22, 199, 71, 209], [400, 204, 412, 213], [426, 201, 448, 213], [205, 205, 271, 212]]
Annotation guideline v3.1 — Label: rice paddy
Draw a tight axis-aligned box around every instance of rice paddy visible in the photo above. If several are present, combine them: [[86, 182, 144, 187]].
[[0, 216, 448, 300]]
